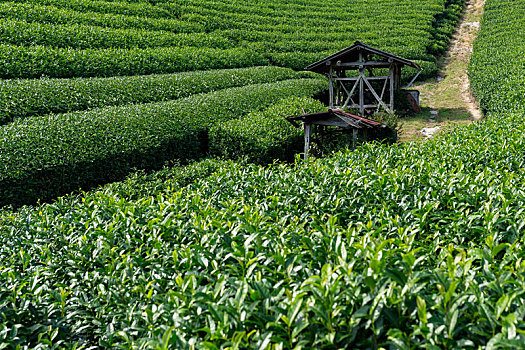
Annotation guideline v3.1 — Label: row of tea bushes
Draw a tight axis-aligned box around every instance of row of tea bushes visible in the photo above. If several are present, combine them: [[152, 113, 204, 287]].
[[0, 44, 267, 79], [0, 2, 203, 33], [0, 66, 311, 124], [0, 18, 231, 50], [2, 110, 525, 348], [469, 0, 525, 115], [11, 0, 180, 19], [181, 0, 464, 58], [210, 96, 325, 164], [92, 158, 235, 201], [0, 78, 327, 207]]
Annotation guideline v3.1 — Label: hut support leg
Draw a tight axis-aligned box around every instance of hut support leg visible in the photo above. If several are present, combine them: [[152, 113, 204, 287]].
[[304, 123, 312, 160], [329, 67, 334, 108], [353, 128, 358, 148], [359, 71, 364, 115], [359, 52, 364, 115], [389, 66, 395, 110]]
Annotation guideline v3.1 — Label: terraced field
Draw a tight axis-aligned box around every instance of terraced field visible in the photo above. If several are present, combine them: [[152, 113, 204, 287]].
[[2, 0, 525, 348], [0, 0, 464, 207], [0, 0, 460, 78]]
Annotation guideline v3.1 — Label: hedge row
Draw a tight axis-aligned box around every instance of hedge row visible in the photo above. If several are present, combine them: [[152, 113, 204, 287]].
[[0, 78, 327, 207], [13, 0, 179, 19], [210, 97, 325, 164], [92, 158, 235, 201], [0, 66, 311, 124], [0, 18, 231, 50], [469, 0, 525, 114], [0, 2, 204, 33], [0, 44, 267, 79]]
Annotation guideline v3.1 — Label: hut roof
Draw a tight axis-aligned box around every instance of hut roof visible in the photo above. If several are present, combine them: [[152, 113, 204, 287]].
[[286, 109, 386, 129], [305, 41, 422, 74]]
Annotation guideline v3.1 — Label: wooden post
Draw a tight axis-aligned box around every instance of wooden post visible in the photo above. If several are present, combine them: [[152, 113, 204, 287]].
[[389, 65, 395, 110], [359, 73, 364, 114], [353, 128, 358, 148], [359, 52, 364, 114], [304, 123, 312, 160], [328, 66, 334, 108], [335, 75, 340, 106]]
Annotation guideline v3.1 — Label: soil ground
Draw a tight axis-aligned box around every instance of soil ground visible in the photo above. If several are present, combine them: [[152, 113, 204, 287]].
[[400, 0, 485, 142]]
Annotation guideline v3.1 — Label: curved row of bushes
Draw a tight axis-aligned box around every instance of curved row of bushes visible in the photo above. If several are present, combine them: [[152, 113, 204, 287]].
[[13, 0, 180, 19], [0, 18, 231, 50], [0, 2, 203, 33], [210, 96, 325, 164], [0, 44, 267, 79], [0, 78, 327, 207], [0, 66, 310, 124], [0, 0, 465, 78]]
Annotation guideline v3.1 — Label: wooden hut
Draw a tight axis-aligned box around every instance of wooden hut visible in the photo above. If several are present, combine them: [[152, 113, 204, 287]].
[[305, 41, 423, 114], [286, 109, 388, 159]]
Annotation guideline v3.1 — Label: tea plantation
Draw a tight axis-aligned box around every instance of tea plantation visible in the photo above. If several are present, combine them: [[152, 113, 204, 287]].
[[0, 0, 465, 206], [2, 0, 525, 348]]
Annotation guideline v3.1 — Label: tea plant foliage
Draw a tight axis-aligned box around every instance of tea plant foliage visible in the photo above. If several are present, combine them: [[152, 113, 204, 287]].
[[1, 112, 525, 348], [2, 0, 525, 348]]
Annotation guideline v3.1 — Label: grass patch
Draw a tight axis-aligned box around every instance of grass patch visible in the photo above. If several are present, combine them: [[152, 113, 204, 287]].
[[400, 107, 474, 142]]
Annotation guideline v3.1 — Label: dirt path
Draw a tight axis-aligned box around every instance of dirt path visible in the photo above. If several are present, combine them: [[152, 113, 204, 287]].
[[449, 0, 484, 120], [404, 0, 485, 140]]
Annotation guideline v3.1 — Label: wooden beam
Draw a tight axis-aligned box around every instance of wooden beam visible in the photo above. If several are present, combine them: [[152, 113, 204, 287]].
[[359, 74, 364, 114], [342, 77, 360, 108], [358, 51, 365, 114], [334, 76, 390, 81], [335, 61, 392, 68], [337, 114, 363, 129], [337, 78, 351, 96], [310, 119, 351, 127], [360, 71, 392, 113], [380, 75, 388, 101], [347, 104, 384, 109]]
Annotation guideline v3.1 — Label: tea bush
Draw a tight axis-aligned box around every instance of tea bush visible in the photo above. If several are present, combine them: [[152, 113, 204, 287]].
[[210, 97, 326, 164]]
